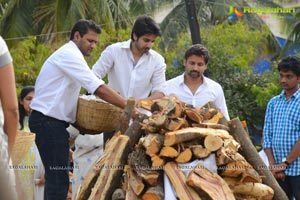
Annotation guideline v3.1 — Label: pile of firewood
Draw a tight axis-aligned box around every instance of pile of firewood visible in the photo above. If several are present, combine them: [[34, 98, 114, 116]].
[[75, 96, 287, 200]]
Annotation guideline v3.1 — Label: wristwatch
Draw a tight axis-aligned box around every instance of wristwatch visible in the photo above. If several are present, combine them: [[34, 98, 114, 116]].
[[282, 158, 291, 167]]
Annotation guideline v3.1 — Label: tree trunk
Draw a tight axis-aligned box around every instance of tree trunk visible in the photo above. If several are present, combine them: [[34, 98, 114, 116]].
[[228, 117, 288, 200]]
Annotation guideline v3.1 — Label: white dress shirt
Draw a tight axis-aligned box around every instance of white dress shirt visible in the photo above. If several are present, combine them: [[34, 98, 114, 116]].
[[30, 41, 104, 123], [92, 39, 167, 99], [166, 73, 229, 120]]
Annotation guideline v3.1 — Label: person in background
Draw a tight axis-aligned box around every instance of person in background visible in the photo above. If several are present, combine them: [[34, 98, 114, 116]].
[[0, 35, 19, 200], [71, 15, 167, 199], [164, 44, 230, 200], [17, 85, 45, 200], [29, 19, 127, 200], [263, 56, 300, 200], [166, 44, 229, 119]]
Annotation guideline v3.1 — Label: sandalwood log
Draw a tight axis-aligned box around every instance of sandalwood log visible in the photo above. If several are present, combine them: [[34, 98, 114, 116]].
[[166, 118, 188, 131], [76, 134, 130, 200], [140, 134, 164, 156], [223, 138, 240, 153], [126, 167, 144, 196], [164, 162, 201, 200], [141, 185, 164, 200], [175, 148, 192, 163], [201, 102, 228, 126], [164, 127, 231, 146], [112, 188, 126, 200], [136, 99, 153, 111], [204, 135, 223, 152], [224, 177, 274, 200], [186, 163, 235, 200], [125, 182, 139, 200], [127, 148, 159, 186], [125, 114, 148, 149], [151, 155, 165, 169], [190, 145, 211, 159], [159, 146, 178, 158], [115, 97, 136, 134], [192, 123, 230, 132], [228, 117, 288, 200], [185, 108, 203, 123]]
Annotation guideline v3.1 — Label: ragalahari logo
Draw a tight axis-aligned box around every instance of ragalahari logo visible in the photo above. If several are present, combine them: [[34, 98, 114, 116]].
[[227, 5, 244, 21]]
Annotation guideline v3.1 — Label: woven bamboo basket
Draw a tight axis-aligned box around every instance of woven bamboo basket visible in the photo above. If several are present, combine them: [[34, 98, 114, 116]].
[[74, 96, 123, 134], [11, 131, 35, 166]]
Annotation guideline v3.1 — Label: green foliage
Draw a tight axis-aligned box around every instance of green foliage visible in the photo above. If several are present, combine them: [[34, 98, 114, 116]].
[[10, 37, 54, 89]]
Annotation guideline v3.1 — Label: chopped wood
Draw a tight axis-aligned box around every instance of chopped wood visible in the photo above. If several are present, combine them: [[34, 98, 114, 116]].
[[76, 134, 130, 200], [190, 145, 211, 159], [201, 102, 228, 126], [185, 108, 203, 123], [197, 107, 218, 120], [216, 147, 234, 166], [175, 148, 192, 163], [125, 167, 144, 196], [224, 177, 274, 200], [141, 174, 164, 200], [166, 118, 188, 131], [112, 188, 125, 200], [159, 146, 178, 158], [151, 155, 165, 169], [203, 112, 224, 124], [223, 138, 240, 152], [136, 99, 153, 111], [125, 182, 139, 200], [164, 162, 201, 200], [164, 127, 231, 146], [228, 118, 288, 200], [125, 114, 148, 148], [204, 135, 223, 152], [127, 148, 159, 186], [140, 133, 164, 156], [186, 163, 235, 200], [192, 122, 230, 132], [115, 97, 136, 134], [219, 160, 261, 183], [141, 185, 164, 200]]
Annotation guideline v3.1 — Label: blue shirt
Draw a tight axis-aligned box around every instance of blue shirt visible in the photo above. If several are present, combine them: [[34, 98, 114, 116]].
[[263, 89, 300, 176]]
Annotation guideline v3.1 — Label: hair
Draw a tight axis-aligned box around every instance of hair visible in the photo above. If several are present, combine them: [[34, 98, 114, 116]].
[[70, 19, 101, 40], [18, 85, 34, 130], [131, 15, 161, 41], [184, 44, 210, 64], [278, 56, 300, 76]]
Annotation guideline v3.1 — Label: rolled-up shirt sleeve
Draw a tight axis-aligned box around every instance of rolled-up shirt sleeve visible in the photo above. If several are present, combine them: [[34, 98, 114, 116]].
[[151, 56, 167, 95], [263, 99, 275, 149]]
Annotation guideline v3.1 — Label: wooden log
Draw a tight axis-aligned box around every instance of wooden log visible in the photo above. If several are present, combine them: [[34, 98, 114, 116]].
[[151, 155, 165, 169], [141, 174, 164, 200], [228, 117, 288, 200], [190, 145, 211, 159], [125, 182, 139, 200], [223, 138, 240, 153], [125, 114, 148, 149], [201, 102, 228, 126], [166, 118, 188, 131], [159, 146, 178, 158], [115, 97, 136, 134], [164, 127, 231, 146], [185, 108, 203, 123], [192, 123, 230, 132], [186, 163, 235, 200], [219, 160, 261, 183], [164, 162, 201, 200], [112, 188, 126, 200], [224, 177, 274, 200], [125, 167, 144, 196], [136, 99, 153, 111], [204, 135, 223, 152], [175, 148, 193, 163], [141, 185, 164, 200], [76, 134, 130, 200], [127, 148, 159, 186], [140, 133, 164, 156]]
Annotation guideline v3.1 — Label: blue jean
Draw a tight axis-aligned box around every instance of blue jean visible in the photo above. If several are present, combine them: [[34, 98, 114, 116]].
[[29, 110, 70, 200], [278, 175, 300, 200]]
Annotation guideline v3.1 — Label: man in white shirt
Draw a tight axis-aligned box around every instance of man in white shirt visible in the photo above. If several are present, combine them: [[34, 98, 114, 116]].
[[166, 44, 229, 120], [92, 15, 167, 101], [164, 44, 229, 200], [29, 19, 126, 200]]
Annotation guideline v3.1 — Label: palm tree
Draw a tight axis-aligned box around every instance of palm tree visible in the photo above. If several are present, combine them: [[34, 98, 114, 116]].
[[0, 0, 147, 45]]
